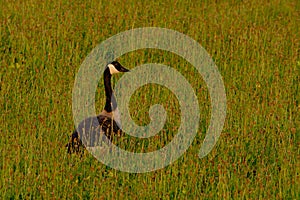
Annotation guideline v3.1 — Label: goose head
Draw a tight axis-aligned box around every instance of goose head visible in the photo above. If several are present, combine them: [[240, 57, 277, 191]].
[[106, 61, 130, 75]]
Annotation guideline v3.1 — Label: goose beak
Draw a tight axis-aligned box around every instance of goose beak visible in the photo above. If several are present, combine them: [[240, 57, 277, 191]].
[[120, 66, 130, 72]]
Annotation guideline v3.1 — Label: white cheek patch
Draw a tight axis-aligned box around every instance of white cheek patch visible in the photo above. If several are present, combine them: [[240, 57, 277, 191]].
[[108, 64, 119, 74]]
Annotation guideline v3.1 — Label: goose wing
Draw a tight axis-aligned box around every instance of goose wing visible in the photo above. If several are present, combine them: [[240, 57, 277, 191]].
[[66, 114, 123, 154]]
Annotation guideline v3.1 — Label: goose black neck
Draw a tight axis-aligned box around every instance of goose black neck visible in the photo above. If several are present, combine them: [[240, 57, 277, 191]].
[[103, 68, 116, 112]]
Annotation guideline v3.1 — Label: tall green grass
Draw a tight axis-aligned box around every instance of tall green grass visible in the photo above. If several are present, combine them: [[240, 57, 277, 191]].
[[1, 0, 299, 199]]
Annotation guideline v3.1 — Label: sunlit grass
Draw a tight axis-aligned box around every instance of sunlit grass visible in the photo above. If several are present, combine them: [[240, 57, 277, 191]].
[[1, 0, 299, 199]]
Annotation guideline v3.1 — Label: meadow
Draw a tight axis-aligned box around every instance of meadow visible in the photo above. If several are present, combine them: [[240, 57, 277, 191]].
[[1, 0, 299, 199]]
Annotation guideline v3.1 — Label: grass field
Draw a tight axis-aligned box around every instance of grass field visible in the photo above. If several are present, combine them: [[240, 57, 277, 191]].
[[1, 0, 299, 199]]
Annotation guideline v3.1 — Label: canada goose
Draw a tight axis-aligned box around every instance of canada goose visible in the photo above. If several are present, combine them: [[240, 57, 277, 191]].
[[66, 61, 130, 154]]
